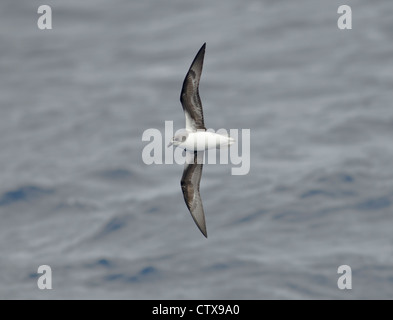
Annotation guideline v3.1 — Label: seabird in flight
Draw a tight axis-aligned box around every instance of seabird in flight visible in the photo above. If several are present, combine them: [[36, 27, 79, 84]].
[[168, 43, 234, 238]]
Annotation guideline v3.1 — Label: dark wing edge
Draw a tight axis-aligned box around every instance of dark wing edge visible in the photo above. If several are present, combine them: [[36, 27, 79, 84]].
[[180, 151, 207, 238], [180, 43, 207, 131]]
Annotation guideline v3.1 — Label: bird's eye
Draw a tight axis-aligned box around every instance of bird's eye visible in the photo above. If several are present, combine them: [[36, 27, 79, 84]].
[[181, 136, 186, 142]]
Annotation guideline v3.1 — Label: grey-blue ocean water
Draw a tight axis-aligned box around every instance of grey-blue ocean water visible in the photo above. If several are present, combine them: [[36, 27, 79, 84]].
[[1, 0, 393, 299]]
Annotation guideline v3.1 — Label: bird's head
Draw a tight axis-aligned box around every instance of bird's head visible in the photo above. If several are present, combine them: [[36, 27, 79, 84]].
[[167, 130, 189, 148]]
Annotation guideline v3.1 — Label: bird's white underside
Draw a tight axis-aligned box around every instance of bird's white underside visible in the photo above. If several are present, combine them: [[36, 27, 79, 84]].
[[179, 131, 234, 152]]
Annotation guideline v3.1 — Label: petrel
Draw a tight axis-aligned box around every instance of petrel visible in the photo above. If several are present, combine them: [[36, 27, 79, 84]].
[[168, 43, 234, 238]]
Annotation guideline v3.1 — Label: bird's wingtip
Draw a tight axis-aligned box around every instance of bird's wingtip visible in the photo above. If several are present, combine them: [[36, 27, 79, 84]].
[[193, 217, 208, 238]]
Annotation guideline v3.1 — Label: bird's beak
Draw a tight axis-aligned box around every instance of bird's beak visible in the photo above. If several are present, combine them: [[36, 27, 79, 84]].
[[167, 141, 173, 148]]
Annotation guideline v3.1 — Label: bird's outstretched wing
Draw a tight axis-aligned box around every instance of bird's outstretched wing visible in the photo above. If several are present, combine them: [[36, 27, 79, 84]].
[[180, 43, 207, 131], [180, 151, 207, 237]]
